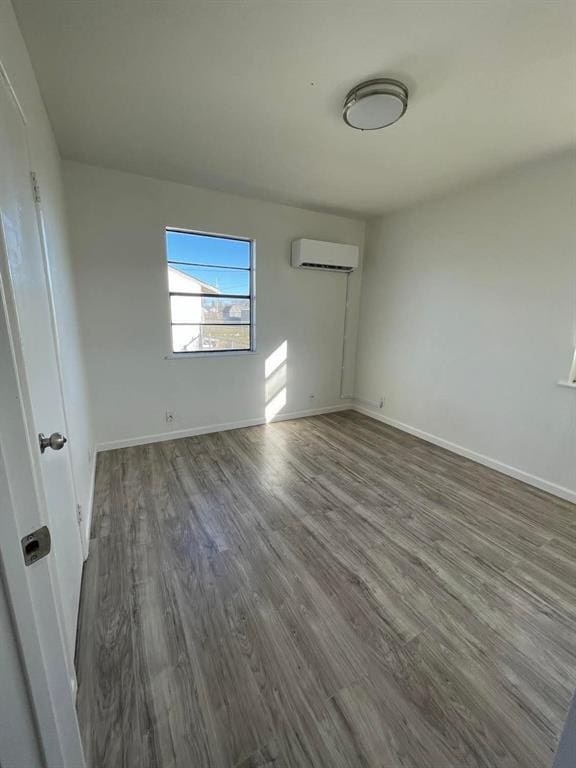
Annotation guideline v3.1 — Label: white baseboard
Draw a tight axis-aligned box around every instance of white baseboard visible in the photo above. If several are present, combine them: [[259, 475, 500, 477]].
[[95, 404, 350, 453], [353, 405, 576, 505]]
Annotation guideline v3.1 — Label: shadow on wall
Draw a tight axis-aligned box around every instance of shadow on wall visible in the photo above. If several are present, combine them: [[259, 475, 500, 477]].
[[265, 341, 287, 421]]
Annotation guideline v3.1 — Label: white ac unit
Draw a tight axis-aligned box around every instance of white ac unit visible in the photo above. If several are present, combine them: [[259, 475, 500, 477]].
[[291, 239, 359, 273]]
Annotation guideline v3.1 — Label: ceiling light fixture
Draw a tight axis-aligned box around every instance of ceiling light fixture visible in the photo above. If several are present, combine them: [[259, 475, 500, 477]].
[[343, 78, 408, 131]]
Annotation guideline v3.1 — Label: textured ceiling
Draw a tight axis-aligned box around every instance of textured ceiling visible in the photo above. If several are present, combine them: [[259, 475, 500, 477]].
[[14, 0, 576, 217]]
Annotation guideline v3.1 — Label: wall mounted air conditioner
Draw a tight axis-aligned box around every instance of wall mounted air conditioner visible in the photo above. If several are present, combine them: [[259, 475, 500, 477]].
[[291, 239, 359, 273]]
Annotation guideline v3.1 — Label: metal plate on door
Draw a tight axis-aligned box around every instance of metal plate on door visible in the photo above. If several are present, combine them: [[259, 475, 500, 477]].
[[21, 525, 51, 566]]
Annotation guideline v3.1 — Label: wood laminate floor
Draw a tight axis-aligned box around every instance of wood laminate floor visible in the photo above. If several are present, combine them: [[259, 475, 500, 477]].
[[76, 411, 576, 768]]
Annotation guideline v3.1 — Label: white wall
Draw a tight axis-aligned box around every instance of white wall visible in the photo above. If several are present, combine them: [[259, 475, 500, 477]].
[[0, 0, 94, 541], [356, 150, 576, 500], [64, 161, 364, 448]]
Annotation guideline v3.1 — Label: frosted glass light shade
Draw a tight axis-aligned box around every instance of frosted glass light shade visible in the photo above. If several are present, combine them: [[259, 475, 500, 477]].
[[343, 79, 408, 131]]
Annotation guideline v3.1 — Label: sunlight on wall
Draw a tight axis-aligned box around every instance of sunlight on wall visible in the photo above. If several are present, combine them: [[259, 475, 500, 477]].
[[265, 340, 287, 378], [265, 387, 287, 422], [265, 341, 288, 422], [265, 363, 286, 404]]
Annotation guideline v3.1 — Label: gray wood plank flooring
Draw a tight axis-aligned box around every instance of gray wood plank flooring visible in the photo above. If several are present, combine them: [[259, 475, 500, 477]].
[[76, 410, 576, 768]]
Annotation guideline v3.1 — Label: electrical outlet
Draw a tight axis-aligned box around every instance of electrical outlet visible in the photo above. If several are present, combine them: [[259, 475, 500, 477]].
[[165, 411, 175, 423]]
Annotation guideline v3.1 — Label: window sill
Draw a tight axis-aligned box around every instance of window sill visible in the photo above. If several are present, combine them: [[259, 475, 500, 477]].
[[164, 350, 259, 360], [557, 380, 576, 389]]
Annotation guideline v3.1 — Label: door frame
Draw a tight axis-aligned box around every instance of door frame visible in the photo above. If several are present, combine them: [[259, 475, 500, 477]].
[[0, 60, 86, 768]]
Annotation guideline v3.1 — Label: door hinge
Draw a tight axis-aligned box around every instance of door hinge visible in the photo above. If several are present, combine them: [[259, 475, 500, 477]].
[[30, 172, 41, 203], [76, 504, 83, 525]]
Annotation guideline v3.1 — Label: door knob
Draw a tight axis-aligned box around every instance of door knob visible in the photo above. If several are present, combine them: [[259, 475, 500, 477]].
[[38, 432, 67, 454]]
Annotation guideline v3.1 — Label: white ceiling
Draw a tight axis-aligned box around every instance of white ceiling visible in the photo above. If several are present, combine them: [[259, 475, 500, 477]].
[[14, 0, 576, 218]]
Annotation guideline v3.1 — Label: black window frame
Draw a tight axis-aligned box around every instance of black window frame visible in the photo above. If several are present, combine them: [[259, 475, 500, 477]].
[[165, 228, 255, 355]]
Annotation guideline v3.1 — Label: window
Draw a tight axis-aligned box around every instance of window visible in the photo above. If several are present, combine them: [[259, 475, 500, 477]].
[[165, 229, 254, 354]]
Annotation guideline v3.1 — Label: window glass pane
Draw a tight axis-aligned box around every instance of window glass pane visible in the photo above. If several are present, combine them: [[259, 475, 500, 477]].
[[166, 229, 253, 354], [172, 324, 250, 353], [166, 230, 250, 269], [168, 264, 249, 296], [171, 295, 250, 325]]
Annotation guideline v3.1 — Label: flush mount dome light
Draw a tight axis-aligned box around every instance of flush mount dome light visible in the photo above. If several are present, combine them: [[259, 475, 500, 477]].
[[343, 78, 408, 131]]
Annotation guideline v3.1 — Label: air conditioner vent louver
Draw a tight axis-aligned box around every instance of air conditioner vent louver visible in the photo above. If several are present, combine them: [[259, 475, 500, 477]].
[[291, 239, 359, 272], [301, 262, 351, 271]]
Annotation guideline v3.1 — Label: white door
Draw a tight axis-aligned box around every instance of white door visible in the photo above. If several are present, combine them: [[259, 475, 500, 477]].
[[0, 580, 43, 768], [0, 256, 85, 767], [0, 67, 83, 669]]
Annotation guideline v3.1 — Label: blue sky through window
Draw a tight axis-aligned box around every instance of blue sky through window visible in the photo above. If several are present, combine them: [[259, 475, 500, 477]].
[[166, 231, 250, 268], [166, 230, 251, 295]]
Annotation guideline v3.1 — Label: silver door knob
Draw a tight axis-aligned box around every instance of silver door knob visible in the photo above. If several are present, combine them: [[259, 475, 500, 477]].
[[38, 432, 67, 454]]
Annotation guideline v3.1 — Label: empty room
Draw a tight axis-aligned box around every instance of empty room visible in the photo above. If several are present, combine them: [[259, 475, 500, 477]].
[[0, 1, 575, 767]]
